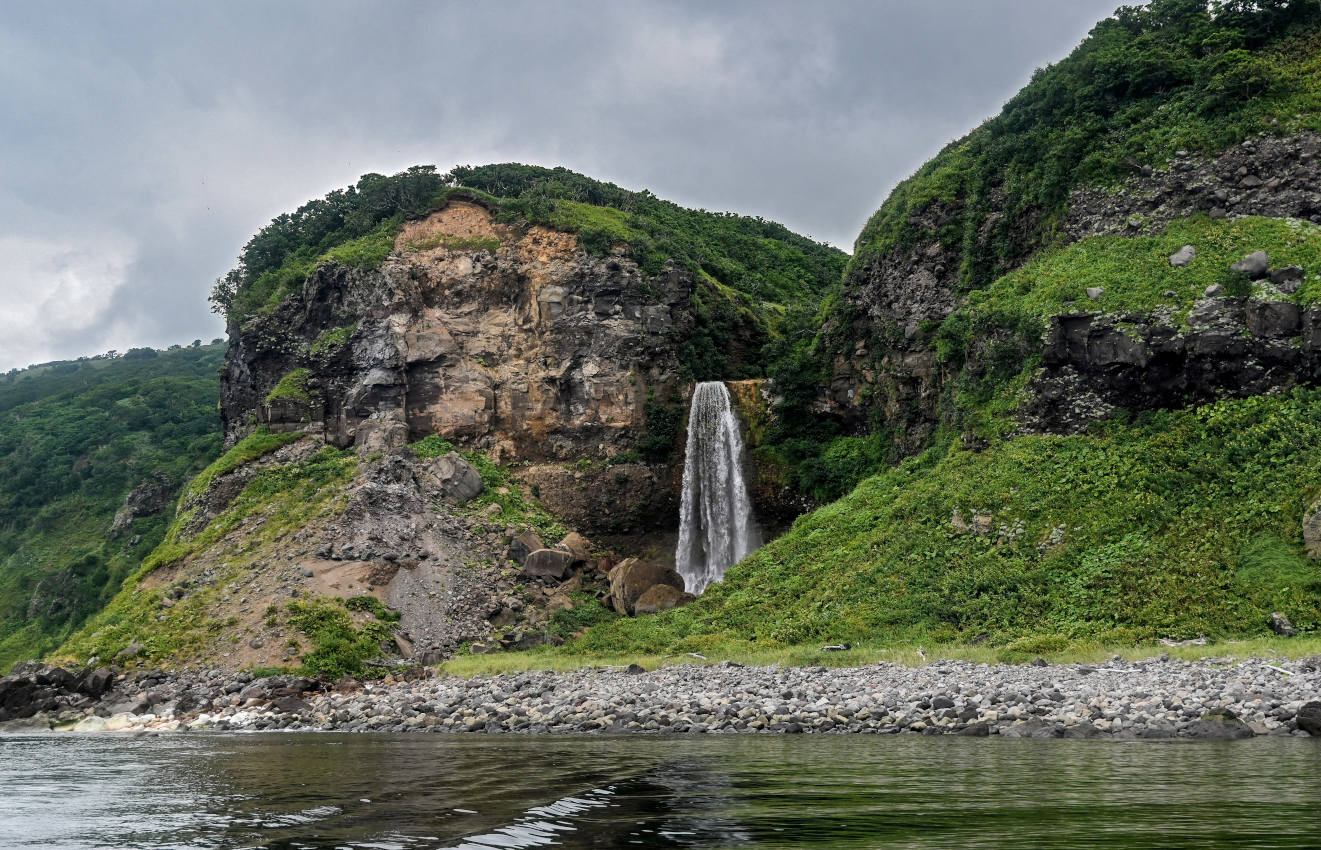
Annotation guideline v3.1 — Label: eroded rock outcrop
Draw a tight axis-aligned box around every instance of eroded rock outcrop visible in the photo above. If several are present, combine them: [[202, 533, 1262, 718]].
[[833, 134, 1321, 447], [1023, 296, 1321, 433], [222, 200, 693, 533]]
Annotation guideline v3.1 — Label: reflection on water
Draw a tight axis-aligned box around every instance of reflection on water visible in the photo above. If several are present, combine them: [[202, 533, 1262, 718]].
[[1, 733, 1319, 849]]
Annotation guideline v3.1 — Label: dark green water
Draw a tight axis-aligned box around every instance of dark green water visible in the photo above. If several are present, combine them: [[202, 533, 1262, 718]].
[[1, 734, 1319, 849]]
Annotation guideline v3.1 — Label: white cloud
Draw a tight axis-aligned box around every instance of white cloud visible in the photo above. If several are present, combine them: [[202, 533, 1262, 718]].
[[0, 235, 135, 370]]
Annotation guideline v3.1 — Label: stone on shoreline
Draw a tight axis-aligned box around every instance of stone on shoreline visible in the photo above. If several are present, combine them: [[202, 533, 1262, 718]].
[[3, 655, 1318, 740]]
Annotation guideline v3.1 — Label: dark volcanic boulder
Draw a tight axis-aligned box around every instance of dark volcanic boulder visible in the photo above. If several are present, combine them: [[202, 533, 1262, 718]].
[[420, 453, 483, 505], [77, 667, 116, 698], [521, 548, 577, 580], [1185, 710, 1254, 740], [1297, 701, 1321, 737], [506, 530, 544, 565], [0, 675, 42, 721]]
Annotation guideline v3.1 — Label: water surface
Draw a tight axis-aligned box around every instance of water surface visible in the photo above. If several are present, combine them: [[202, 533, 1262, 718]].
[[2, 733, 1318, 849]]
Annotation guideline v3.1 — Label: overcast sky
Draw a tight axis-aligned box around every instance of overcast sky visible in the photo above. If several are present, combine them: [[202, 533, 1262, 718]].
[[0, 0, 1121, 372]]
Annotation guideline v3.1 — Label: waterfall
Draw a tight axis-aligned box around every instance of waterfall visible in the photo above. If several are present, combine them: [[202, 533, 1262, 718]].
[[675, 381, 760, 595]]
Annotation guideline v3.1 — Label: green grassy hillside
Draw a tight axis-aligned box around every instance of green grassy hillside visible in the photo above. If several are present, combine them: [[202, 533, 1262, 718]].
[[579, 388, 1321, 655], [0, 344, 224, 670]]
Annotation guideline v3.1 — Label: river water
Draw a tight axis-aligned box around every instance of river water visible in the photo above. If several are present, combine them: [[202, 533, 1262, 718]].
[[2, 733, 1319, 849]]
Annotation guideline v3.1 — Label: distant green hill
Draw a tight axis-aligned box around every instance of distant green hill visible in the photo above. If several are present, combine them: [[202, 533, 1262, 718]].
[[0, 344, 224, 670]]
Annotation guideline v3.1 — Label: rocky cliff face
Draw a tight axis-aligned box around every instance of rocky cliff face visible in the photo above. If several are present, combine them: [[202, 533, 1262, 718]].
[[222, 200, 694, 533], [832, 134, 1321, 446]]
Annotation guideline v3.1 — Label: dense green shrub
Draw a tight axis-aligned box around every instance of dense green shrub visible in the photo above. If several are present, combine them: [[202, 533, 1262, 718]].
[[287, 598, 395, 679]]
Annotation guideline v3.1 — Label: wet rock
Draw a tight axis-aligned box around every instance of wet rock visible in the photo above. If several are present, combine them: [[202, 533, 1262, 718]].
[[1000, 718, 1061, 738], [1185, 710, 1254, 740], [1062, 722, 1104, 739], [1296, 702, 1321, 736]]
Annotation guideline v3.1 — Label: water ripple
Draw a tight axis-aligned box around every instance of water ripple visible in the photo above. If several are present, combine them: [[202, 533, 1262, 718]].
[[1, 733, 1318, 848]]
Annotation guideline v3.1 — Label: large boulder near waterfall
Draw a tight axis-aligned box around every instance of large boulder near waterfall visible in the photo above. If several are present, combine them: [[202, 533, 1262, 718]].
[[608, 559, 687, 616], [633, 584, 696, 615]]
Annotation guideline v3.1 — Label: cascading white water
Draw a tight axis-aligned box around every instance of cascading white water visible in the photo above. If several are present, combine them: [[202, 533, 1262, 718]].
[[675, 381, 760, 594]]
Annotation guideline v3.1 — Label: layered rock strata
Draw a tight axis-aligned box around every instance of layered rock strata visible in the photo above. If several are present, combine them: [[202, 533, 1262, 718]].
[[222, 200, 691, 533]]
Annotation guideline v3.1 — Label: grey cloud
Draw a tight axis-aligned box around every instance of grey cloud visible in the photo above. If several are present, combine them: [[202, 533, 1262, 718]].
[[0, 0, 1120, 371]]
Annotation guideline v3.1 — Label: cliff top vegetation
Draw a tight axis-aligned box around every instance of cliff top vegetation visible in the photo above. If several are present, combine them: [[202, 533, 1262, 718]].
[[210, 163, 848, 328], [852, 0, 1321, 288]]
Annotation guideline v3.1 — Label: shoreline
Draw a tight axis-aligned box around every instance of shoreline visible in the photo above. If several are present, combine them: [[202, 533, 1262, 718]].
[[4, 655, 1320, 739]]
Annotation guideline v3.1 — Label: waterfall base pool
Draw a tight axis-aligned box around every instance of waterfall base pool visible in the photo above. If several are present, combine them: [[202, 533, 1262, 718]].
[[3, 733, 1319, 849]]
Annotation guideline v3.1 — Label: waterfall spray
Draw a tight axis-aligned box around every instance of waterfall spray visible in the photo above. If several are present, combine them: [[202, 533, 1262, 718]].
[[675, 381, 760, 594]]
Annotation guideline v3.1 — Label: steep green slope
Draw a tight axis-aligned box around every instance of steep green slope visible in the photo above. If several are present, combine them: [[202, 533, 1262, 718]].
[[0, 344, 224, 670], [580, 389, 1321, 654], [748, 1, 1321, 500], [853, 0, 1321, 285], [211, 163, 848, 381]]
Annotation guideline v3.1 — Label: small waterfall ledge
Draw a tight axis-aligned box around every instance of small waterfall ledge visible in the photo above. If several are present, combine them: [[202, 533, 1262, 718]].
[[675, 381, 761, 594]]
